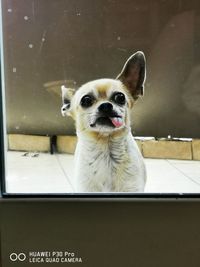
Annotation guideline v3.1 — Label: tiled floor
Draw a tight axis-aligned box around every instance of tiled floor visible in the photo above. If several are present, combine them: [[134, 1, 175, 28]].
[[5, 151, 200, 193]]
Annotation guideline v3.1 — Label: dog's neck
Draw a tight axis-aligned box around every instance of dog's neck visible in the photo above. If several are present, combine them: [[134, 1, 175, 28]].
[[76, 126, 132, 148]]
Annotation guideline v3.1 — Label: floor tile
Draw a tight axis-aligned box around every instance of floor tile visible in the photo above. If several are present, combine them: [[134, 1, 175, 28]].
[[168, 159, 200, 164], [167, 160, 200, 185], [144, 159, 200, 193], [6, 151, 73, 193], [55, 153, 75, 191], [5, 151, 200, 194]]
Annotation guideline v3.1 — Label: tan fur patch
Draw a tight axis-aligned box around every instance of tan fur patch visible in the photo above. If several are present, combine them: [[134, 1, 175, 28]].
[[110, 127, 128, 138], [96, 83, 110, 98], [82, 127, 128, 142], [84, 131, 110, 143]]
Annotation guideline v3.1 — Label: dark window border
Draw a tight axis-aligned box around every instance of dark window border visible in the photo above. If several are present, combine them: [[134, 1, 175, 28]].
[[2, 193, 200, 201], [0, 52, 6, 198]]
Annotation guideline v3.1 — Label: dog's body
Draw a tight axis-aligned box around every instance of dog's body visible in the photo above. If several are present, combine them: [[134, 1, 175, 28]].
[[75, 123, 146, 192], [61, 52, 147, 192]]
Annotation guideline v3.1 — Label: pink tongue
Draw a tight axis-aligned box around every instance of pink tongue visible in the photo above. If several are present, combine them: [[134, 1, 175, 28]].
[[110, 117, 123, 128]]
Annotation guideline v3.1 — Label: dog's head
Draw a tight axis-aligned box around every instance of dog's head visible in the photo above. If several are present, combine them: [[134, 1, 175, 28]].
[[61, 51, 146, 136]]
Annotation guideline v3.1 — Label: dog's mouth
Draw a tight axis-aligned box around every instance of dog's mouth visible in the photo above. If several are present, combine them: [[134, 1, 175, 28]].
[[90, 116, 123, 128]]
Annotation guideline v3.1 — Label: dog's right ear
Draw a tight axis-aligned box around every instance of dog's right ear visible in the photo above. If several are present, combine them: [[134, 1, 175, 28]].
[[116, 51, 146, 100], [61, 85, 75, 116]]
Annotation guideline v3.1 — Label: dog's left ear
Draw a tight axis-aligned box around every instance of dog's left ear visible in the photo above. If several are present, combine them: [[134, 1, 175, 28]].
[[61, 85, 75, 116], [116, 51, 146, 100]]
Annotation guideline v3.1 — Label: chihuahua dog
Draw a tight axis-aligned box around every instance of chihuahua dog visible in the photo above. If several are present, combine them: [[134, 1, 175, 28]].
[[61, 51, 147, 192]]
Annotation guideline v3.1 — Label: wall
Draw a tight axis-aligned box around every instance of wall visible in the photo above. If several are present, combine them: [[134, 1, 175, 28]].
[[2, 0, 200, 137]]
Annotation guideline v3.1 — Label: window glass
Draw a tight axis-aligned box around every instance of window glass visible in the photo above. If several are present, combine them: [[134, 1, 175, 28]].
[[1, 0, 200, 195]]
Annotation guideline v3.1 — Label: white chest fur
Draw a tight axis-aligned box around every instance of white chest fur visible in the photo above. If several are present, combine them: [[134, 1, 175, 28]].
[[74, 131, 146, 192]]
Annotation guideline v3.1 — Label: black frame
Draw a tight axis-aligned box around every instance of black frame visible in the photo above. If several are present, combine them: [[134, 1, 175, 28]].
[[0, 54, 6, 198], [0, 2, 200, 201]]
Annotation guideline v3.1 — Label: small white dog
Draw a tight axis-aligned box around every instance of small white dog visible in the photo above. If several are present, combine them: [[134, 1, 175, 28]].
[[61, 51, 147, 192]]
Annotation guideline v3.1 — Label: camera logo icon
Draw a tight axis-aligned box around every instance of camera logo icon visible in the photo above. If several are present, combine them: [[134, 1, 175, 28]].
[[9, 253, 26, 262]]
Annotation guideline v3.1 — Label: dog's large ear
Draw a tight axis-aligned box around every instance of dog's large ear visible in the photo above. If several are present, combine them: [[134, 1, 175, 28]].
[[116, 51, 146, 100], [61, 85, 75, 116]]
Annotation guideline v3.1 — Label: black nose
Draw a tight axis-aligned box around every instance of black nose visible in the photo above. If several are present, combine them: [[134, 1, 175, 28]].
[[98, 102, 113, 113]]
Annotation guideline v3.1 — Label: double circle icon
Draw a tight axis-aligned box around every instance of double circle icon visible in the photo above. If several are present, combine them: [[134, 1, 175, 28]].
[[10, 253, 26, 262]]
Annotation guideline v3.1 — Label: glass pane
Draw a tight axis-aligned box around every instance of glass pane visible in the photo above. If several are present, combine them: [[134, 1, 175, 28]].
[[1, 0, 200, 194]]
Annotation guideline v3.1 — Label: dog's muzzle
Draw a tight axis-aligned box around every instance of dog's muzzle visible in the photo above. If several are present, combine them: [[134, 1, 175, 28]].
[[90, 102, 123, 128]]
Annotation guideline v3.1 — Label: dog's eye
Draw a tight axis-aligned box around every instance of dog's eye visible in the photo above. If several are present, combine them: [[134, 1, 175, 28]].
[[112, 92, 126, 105], [64, 98, 70, 105], [80, 95, 94, 108]]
